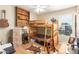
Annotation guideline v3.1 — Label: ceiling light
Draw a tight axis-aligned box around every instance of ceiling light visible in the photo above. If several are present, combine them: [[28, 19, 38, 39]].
[[35, 8, 45, 14], [34, 5, 48, 14]]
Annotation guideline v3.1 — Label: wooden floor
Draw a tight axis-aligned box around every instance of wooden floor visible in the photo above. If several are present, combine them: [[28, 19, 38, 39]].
[[14, 42, 70, 54], [57, 42, 68, 54], [15, 42, 48, 54]]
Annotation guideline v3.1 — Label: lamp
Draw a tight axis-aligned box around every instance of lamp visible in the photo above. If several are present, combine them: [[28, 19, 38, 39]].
[[0, 10, 9, 28], [33, 5, 48, 14], [35, 5, 44, 13]]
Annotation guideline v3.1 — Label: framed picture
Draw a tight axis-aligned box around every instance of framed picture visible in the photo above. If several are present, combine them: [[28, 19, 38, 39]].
[[15, 7, 30, 27]]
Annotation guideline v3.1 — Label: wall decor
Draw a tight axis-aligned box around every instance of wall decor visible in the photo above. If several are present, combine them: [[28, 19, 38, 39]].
[[0, 10, 9, 28], [15, 7, 30, 27]]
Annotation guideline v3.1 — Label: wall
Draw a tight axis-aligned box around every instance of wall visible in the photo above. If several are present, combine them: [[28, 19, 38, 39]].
[[30, 12, 37, 20], [0, 5, 15, 44], [38, 6, 76, 20]]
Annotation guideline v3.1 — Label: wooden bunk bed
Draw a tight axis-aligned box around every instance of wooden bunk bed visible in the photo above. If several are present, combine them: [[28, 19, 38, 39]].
[[29, 19, 59, 53]]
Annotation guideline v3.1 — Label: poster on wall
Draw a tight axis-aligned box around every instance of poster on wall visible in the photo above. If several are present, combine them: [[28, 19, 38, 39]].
[[58, 14, 72, 35]]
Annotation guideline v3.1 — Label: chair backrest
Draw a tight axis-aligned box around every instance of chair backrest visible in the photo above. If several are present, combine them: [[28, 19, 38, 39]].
[[68, 37, 75, 44], [2, 43, 12, 49], [2, 43, 15, 54]]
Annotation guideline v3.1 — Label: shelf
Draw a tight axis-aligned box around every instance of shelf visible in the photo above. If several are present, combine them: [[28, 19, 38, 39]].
[[17, 13, 29, 17], [15, 7, 29, 27]]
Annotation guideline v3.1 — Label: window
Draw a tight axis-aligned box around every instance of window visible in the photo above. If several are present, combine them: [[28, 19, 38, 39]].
[[58, 14, 72, 36]]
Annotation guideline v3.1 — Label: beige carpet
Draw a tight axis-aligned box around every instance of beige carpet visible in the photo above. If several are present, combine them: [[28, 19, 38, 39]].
[[58, 42, 68, 54]]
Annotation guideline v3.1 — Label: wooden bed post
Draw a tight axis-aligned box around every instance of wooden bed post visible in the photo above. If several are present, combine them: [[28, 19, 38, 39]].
[[51, 23, 55, 52], [49, 18, 58, 53]]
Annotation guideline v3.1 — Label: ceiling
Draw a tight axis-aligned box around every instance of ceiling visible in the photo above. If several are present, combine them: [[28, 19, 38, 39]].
[[18, 5, 76, 15]]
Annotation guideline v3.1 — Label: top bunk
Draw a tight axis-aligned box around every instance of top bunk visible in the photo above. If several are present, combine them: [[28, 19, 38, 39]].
[[29, 20, 53, 28], [29, 19, 58, 31]]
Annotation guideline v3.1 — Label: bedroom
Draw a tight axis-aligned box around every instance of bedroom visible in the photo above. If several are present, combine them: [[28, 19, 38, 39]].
[[0, 5, 79, 54]]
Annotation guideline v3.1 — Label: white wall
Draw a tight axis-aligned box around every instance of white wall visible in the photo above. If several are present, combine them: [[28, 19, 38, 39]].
[[30, 12, 37, 20], [0, 5, 15, 44], [38, 7, 76, 19]]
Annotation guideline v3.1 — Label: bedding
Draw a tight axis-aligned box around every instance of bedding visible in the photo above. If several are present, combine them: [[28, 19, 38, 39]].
[[36, 34, 50, 39]]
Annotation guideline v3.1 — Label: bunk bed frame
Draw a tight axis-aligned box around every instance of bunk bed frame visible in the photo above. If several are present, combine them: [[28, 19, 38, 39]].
[[29, 20, 58, 53]]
